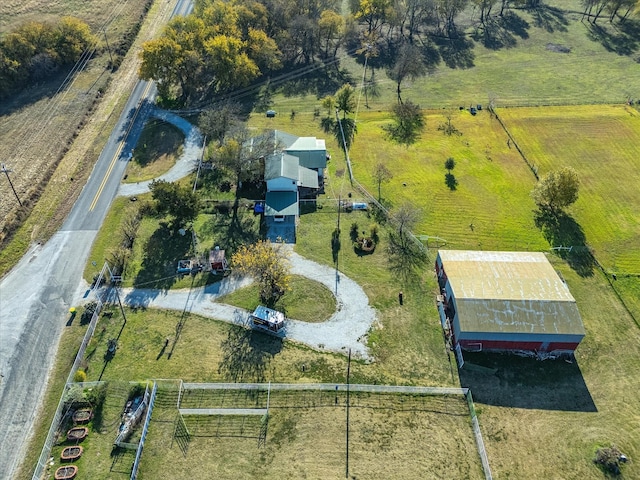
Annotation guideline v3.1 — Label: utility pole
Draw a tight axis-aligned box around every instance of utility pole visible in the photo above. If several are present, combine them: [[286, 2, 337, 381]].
[[1, 163, 22, 207], [102, 27, 113, 67], [193, 135, 206, 194]]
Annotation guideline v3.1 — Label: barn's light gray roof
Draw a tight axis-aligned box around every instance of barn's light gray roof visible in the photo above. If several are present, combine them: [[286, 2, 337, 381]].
[[439, 250, 585, 336]]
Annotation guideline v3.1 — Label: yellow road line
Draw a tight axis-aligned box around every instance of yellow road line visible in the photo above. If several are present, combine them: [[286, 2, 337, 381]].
[[88, 82, 153, 211]]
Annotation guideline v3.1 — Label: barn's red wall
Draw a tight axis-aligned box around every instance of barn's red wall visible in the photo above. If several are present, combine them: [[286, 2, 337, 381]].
[[459, 340, 579, 352]]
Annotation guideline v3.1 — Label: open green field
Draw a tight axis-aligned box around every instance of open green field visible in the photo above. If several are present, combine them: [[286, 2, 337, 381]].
[[139, 389, 482, 480], [498, 104, 640, 273], [349, 108, 550, 253]]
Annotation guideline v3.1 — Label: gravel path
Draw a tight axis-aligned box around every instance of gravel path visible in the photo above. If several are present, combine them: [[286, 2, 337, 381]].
[[120, 248, 376, 359], [117, 108, 203, 197], [114, 111, 376, 358]]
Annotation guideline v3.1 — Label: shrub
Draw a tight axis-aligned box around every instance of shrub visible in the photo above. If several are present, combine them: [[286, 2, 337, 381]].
[[73, 370, 87, 383], [81, 301, 97, 325], [594, 445, 627, 476]]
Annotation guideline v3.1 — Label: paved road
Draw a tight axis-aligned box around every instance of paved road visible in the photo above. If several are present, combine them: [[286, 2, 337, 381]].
[[0, 1, 194, 477]]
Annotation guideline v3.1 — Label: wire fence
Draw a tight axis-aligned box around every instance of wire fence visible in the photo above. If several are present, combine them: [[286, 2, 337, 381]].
[[31, 262, 113, 480], [131, 381, 157, 480], [175, 382, 491, 479]]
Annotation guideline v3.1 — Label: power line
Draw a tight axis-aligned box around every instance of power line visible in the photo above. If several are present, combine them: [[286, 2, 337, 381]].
[[1, 164, 22, 207]]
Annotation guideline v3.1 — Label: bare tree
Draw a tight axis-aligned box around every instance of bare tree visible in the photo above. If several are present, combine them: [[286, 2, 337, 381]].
[[373, 162, 393, 201]]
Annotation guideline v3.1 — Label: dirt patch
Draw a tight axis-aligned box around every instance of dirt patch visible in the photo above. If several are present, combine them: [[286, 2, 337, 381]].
[[546, 43, 571, 53]]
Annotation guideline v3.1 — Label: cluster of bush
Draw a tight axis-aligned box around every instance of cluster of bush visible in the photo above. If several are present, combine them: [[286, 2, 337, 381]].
[[0, 17, 96, 99]]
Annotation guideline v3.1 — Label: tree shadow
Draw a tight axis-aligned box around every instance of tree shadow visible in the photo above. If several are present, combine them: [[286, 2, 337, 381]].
[[445, 173, 458, 190], [586, 19, 640, 56], [529, 4, 569, 33], [278, 62, 348, 99], [134, 221, 192, 289], [473, 12, 530, 50], [331, 227, 341, 264], [217, 326, 283, 382], [225, 199, 261, 251], [0, 67, 81, 116], [458, 352, 596, 412], [534, 208, 595, 277], [432, 34, 475, 69]]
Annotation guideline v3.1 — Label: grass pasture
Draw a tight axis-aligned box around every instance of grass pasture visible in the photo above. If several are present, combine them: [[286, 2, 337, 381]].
[[139, 387, 483, 480], [348, 108, 550, 253], [498, 104, 640, 274]]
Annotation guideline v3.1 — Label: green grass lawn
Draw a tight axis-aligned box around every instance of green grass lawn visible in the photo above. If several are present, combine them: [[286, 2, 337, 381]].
[[139, 391, 482, 480], [123, 120, 184, 183], [348, 108, 550, 253], [218, 274, 336, 322], [498, 104, 640, 274]]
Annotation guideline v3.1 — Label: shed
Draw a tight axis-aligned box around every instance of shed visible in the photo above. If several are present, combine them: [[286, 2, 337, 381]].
[[435, 250, 585, 356], [209, 248, 229, 273], [250, 305, 285, 333]]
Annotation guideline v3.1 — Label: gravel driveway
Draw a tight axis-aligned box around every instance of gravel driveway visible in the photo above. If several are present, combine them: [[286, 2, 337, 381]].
[[121, 248, 376, 359]]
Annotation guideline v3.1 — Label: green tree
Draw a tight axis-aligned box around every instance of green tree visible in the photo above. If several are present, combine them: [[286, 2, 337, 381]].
[[445, 157, 455, 172], [333, 84, 358, 150], [531, 167, 580, 213], [355, 0, 394, 34], [318, 9, 345, 59], [150, 179, 201, 227], [232, 240, 291, 305], [335, 83, 357, 118], [383, 100, 425, 144], [55, 17, 96, 64]]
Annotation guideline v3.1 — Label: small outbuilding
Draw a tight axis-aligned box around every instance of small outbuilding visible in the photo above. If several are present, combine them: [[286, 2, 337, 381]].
[[209, 248, 229, 273], [435, 250, 585, 357]]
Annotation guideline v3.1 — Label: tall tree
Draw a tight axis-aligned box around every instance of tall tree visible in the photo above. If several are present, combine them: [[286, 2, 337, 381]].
[[387, 43, 427, 103], [213, 127, 273, 185], [383, 100, 425, 144], [198, 102, 241, 147], [318, 9, 344, 59], [355, 0, 394, 34], [373, 162, 393, 200], [232, 240, 291, 305], [531, 167, 580, 213], [150, 179, 201, 227]]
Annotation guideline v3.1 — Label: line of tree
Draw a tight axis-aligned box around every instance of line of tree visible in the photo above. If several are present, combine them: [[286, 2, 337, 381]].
[[0, 17, 96, 100]]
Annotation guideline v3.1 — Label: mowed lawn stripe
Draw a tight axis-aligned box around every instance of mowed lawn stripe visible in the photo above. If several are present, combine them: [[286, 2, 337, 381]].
[[350, 110, 548, 252], [499, 105, 640, 273]]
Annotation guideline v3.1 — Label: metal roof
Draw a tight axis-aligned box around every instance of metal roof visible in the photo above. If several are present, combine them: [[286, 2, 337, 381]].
[[287, 137, 325, 151], [298, 166, 319, 188], [438, 250, 585, 336], [264, 153, 299, 180], [265, 191, 297, 216]]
